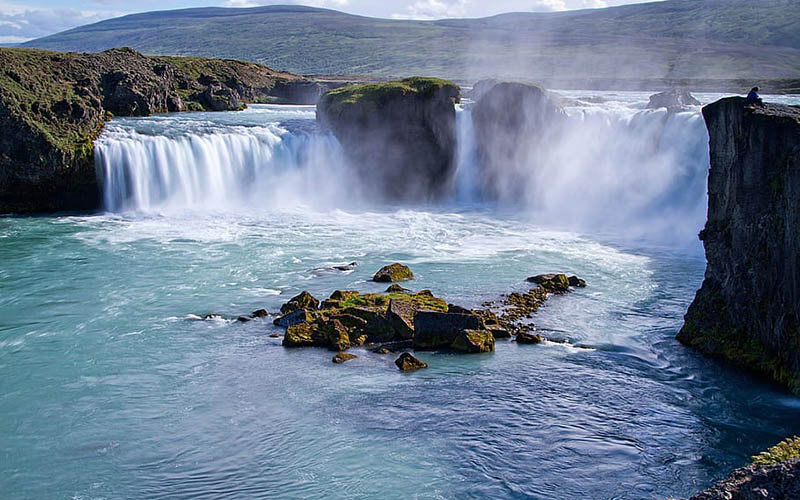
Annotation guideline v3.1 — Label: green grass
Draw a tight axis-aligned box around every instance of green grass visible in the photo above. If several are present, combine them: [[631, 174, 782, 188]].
[[20, 1, 800, 81], [320, 77, 456, 114]]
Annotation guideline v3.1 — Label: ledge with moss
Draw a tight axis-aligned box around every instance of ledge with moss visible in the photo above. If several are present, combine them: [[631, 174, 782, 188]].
[[0, 47, 325, 214], [316, 77, 461, 201]]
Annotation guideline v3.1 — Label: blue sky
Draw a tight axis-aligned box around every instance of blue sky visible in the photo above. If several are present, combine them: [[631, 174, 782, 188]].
[[0, 0, 661, 43]]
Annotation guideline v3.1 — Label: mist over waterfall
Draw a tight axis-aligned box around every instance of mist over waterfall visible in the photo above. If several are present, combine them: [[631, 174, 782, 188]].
[[95, 99, 710, 242], [453, 97, 710, 241]]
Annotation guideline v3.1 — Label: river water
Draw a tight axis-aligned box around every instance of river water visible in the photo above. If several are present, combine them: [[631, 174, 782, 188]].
[[2, 93, 799, 499]]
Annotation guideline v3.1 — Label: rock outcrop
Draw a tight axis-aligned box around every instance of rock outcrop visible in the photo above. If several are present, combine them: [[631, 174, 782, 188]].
[[0, 47, 324, 213], [316, 77, 461, 200], [372, 263, 414, 283], [677, 97, 800, 393], [683, 437, 800, 500], [471, 82, 566, 200], [646, 89, 701, 110]]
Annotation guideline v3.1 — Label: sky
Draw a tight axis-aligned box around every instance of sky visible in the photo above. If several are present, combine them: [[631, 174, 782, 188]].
[[0, 0, 661, 43]]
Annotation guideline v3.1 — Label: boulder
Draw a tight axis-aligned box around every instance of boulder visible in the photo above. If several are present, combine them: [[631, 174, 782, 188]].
[[372, 263, 414, 283], [567, 276, 587, 288], [320, 290, 361, 309], [385, 284, 411, 293], [252, 309, 269, 318], [317, 77, 461, 200], [273, 308, 314, 328], [332, 352, 358, 364], [516, 332, 544, 344], [646, 89, 700, 110], [386, 299, 416, 340], [283, 323, 316, 347], [451, 330, 495, 353], [319, 319, 352, 352], [237, 315, 253, 322], [279, 291, 320, 315], [527, 273, 571, 293], [395, 352, 428, 371], [413, 310, 487, 351]]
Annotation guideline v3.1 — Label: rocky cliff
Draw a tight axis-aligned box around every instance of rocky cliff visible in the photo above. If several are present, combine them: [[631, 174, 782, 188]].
[[0, 47, 325, 213], [471, 82, 566, 200], [678, 97, 800, 393], [316, 77, 460, 200]]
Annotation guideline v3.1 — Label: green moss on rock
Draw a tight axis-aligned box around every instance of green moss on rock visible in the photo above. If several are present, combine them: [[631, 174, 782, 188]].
[[372, 263, 414, 283], [752, 436, 800, 466]]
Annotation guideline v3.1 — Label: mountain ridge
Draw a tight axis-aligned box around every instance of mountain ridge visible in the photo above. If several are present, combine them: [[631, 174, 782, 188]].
[[22, 0, 800, 81]]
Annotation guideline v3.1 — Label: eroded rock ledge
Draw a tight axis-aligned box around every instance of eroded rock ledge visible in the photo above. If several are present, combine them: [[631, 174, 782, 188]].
[[0, 47, 325, 213], [677, 97, 800, 393]]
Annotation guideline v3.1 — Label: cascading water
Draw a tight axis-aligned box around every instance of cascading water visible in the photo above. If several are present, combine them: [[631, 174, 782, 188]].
[[95, 106, 354, 213], [96, 97, 711, 242]]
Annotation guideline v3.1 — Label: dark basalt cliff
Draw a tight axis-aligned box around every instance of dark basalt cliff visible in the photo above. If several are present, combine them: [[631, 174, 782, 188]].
[[0, 47, 325, 214], [471, 82, 566, 200], [678, 97, 800, 393], [316, 77, 460, 200]]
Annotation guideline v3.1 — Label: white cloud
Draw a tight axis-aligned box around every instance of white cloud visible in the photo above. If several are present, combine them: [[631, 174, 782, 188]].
[[222, 0, 349, 7], [392, 0, 469, 20], [530, 0, 567, 12], [0, 3, 120, 42], [582, 0, 608, 8]]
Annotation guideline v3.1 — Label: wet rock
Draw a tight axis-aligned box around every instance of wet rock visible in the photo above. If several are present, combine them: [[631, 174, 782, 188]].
[[319, 319, 352, 352], [269, 333, 281, 338], [252, 309, 269, 318], [386, 299, 416, 340], [685, 459, 800, 500], [395, 352, 428, 371], [374, 347, 392, 354], [279, 291, 319, 315], [283, 323, 316, 347], [334, 262, 358, 271], [332, 352, 358, 364], [451, 329, 495, 353], [447, 304, 473, 315], [320, 290, 360, 309], [201, 313, 224, 320], [311, 262, 358, 275], [516, 332, 544, 344], [273, 309, 314, 328], [372, 263, 414, 283], [646, 89, 700, 110], [413, 310, 487, 351], [568, 276, 587, 288], [527, 273, 571, 293], [238, 315, 253, 322], [385, 284, 411, 293]]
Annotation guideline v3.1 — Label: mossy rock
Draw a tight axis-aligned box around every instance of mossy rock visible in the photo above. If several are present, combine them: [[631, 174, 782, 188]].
[[318, 77, 458, 116], [752, 437, 800, 466], [279, 291, 320, 315], [332, 352, 358, 364], [283, 323, 316, 347], [451, 330, 495, 353], [527, 273, 571, 293], [516, 332, 544, 344], [395, 352, 428, 371], [372, 263, 414, 283]]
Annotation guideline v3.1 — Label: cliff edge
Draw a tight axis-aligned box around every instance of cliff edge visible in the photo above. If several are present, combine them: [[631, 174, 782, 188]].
[[0, 47, 324, 213], [678, 97, 800, 393]]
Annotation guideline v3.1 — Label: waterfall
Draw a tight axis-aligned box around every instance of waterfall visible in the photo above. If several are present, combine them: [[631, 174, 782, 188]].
[[96, 101, 710, 242], [452, 102, 710, 241], [95, 109, 353, 213]]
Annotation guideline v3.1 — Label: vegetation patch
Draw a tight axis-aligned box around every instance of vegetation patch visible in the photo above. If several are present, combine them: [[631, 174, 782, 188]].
[[752, 436, 800, 466]]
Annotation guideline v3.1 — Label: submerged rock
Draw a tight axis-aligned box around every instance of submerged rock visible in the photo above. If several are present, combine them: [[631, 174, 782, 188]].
[[395, 352, 428, 371], [316, 77, 461, 200], [568, 276, 587, 288], [238, 315, 253, 322], [527, 273, 571, 293], [516, 332, 544, 344], [677, 98, 800, 393], [372, 263, 414, 283], [252, 309, 269, 318], [646, 89, 700, 110], [332, 352, 358, 364], [385, 284, 411, 293]]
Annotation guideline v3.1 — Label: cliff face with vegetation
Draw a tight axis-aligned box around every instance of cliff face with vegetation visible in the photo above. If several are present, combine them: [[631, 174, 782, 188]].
[[678, 97, 800, 393], [0, 47, 324, 213], [316, 77, 460, 200]]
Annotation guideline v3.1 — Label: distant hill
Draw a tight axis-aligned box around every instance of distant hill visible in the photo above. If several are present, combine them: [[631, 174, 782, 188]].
[[22, 0, 800, 83]]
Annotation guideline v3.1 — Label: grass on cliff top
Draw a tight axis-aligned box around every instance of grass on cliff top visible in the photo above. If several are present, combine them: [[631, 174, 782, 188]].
[[752, 436, 800, 466], [320, 77, 457, 113]]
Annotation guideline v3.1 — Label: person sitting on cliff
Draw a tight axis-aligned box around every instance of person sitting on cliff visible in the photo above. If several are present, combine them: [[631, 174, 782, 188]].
[[746, 86, 763, 106]]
